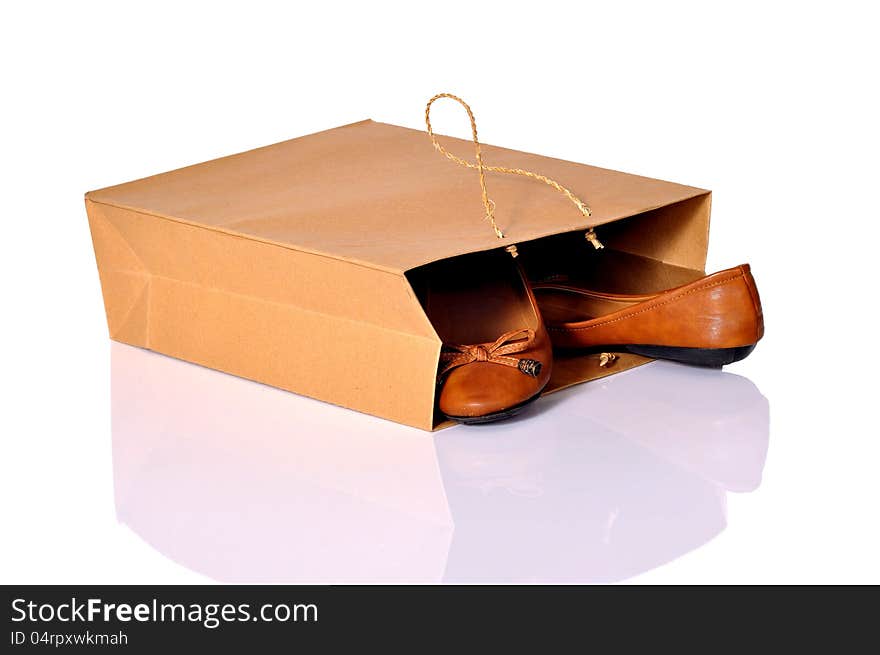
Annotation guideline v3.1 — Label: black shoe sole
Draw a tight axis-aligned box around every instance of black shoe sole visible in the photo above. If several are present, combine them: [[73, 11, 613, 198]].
[[443, 387, 546, 425], [625, 344, 756, 367]]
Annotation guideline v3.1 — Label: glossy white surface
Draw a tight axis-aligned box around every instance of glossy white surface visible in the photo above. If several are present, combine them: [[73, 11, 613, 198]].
[[111, 344, 767, 583], [2, 2, 878, 584]]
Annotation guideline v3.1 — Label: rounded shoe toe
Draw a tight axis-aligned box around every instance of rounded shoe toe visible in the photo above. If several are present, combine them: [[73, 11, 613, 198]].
[[438, 359, 547, 420]]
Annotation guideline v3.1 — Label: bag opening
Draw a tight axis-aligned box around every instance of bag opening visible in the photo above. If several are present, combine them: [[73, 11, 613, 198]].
[[404, 193, 710, 427]]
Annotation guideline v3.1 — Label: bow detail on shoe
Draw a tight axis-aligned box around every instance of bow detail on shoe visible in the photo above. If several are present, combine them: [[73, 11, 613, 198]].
[[439, 328, 543, 379]]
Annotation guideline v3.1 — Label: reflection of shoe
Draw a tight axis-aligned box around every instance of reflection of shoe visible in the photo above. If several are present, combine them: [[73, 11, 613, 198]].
[[416, 251, 553, 424], [436, 361, 769, 582], [436, 417, 729, 583], [574, 362, 770, 492], [533, 264, 764, 366]]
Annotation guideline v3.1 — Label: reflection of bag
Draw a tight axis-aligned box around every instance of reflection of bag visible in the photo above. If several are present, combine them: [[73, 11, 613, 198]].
[[87, 111, 710, 429], [111, 342, 767, 583]]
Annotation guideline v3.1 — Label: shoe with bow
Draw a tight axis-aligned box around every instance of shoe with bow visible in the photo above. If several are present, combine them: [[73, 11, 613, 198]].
[[416, 250, 553, 424]]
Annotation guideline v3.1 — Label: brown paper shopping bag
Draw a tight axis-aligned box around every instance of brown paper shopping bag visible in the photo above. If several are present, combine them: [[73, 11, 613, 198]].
[[86, 106, 710, 429]]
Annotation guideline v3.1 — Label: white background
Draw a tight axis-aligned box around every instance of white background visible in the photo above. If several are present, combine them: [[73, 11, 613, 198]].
[[1, 1, 878, 584]]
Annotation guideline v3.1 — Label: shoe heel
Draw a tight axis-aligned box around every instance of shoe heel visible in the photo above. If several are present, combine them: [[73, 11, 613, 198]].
[[626, 344, 756, 367]]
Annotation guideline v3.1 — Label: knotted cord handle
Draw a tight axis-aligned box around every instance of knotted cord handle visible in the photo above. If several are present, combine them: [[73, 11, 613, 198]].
[[425, 93, 594, 243]]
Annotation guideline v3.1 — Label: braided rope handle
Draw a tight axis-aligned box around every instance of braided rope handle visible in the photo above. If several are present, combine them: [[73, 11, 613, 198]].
[[425, 93, 593, 242]]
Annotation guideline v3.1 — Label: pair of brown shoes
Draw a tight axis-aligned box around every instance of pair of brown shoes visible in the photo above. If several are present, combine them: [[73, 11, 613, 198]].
[[422, 93, 764, 424], [427, 253, 764, 424]]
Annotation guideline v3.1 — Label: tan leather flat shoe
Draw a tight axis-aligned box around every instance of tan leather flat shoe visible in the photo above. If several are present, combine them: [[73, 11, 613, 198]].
[[417, 251, 553, 424], [532, 264, 764, 366], [419, 93, 563, 423]]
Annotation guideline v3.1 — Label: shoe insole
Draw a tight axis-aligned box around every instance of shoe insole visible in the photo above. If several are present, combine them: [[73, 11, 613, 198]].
[[535, 288, 638, 324], [527, 247, 704, 295]]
